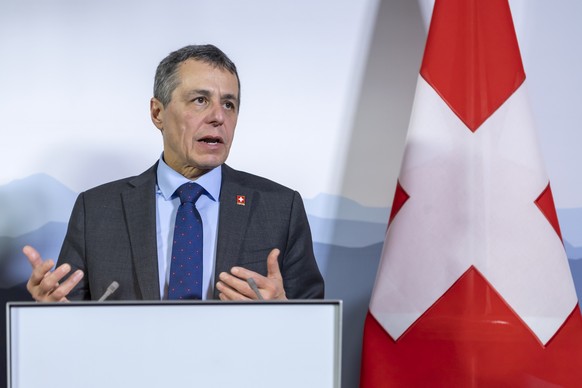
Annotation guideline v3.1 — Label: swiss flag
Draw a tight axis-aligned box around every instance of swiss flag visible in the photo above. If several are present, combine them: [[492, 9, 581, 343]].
[[360, 0, 582, 386]]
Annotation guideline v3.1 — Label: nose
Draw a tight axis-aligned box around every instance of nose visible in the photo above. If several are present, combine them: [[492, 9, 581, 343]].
[[206, 103, 225, 127]]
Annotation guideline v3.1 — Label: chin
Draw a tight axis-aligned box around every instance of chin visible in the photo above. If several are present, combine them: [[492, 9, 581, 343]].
[[192, 157, 227, 170]]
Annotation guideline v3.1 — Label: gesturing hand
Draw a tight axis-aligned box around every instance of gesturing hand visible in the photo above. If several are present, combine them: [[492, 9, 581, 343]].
[[23, 245, 84, 302], [216, 248, 287, 301]]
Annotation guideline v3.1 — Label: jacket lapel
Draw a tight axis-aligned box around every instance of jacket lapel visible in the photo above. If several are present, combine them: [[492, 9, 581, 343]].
[[214, 164, 252, 298], [122, 164, 161, 300]]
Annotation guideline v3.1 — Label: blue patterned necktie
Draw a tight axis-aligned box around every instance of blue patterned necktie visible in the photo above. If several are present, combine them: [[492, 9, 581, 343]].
[[168, 182, 205, 300]]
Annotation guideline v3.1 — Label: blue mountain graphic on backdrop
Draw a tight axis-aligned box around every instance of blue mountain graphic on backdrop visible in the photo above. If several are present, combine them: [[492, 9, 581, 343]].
[[2, 176, 582, 286], [0, 222, 67, 288], [0, 173, 76, 237], [0, 174, 76, 288]]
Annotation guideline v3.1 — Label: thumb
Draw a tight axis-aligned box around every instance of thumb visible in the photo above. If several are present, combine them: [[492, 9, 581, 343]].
[[266, 248, 282, 280], [23, 245, 44, 268]]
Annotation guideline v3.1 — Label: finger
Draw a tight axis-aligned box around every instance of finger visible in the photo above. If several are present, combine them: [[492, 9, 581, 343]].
[[216, 278, 254, 300], [47, 270, 84, 302], [219, 270, 268, 300], [262, 249, 287, 300], [37, 263, 74, 296], [266, 248, 282, 280], [229, 265, 258, 280], [27, 261, 62, 301], [22, 245, 44, 269], [218, 271, 254, 298], [230, 248, 282, 284], [29, 258, 55, 284], [231, 248, 281, 288], [216, 280, 247, 300]]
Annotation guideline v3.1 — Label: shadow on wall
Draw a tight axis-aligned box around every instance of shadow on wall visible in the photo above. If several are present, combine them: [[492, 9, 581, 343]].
[[338, 0, 425, 206], [318, 0, 427, 387]]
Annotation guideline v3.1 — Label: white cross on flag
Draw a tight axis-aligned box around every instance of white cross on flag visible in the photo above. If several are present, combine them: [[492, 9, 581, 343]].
[[360, 0, 582, 386]]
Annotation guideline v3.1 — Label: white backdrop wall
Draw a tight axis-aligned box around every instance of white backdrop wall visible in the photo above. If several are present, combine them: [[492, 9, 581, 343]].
[[1, 1, 582, 387]]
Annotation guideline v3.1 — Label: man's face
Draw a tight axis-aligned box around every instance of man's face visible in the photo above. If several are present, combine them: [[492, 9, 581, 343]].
[[150, 59, 239, 179]]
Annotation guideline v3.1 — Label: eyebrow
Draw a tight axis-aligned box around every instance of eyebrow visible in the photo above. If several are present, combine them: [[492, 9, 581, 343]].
[[222, 93, 239, 104], [185, 89, 239, 104]]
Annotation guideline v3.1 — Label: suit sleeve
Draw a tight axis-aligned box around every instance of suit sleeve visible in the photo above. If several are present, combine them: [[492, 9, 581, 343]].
[[280, 191, 325, 299], [57, 193, 92, 300]]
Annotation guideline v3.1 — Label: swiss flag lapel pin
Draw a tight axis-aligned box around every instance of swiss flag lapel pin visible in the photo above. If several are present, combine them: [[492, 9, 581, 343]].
[[236, 195, 246, 206]]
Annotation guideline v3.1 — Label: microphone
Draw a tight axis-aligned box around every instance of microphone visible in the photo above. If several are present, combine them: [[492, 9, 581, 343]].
[[98, 281, 120, 301]]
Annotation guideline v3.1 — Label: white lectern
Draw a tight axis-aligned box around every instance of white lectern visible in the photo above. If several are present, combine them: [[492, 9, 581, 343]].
[[7, 301, 341, 388]]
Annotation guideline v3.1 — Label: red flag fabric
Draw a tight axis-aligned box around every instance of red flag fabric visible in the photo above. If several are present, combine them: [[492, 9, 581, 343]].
[[360, 0, 582, 386]]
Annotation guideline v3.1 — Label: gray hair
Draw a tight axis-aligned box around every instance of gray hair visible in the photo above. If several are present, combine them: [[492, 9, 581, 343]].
[[153, 44, 240, 107]]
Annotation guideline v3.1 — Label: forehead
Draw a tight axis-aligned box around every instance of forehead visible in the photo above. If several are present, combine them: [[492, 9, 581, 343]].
[[174, 59, 239, 95]]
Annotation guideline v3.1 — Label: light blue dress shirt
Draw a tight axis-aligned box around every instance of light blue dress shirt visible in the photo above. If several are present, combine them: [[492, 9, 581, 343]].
[[155, 156, 221, 300]]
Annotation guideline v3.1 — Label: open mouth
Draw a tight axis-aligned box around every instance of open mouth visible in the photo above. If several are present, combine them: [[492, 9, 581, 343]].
[[199, 136, 222, 145]]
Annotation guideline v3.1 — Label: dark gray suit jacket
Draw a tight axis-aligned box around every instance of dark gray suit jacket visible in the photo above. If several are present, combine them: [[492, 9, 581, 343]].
[[58, 163, 324, 300]]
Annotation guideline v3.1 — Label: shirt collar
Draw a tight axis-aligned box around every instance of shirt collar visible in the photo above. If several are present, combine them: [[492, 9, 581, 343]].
[[156, 154, 222, 202]]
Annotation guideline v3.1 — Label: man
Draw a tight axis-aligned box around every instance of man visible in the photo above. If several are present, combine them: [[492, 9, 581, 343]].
[[24, 44, 324, 302]]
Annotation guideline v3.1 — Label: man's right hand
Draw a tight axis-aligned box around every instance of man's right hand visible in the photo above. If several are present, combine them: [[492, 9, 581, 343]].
[[23, 245, 84, 302]]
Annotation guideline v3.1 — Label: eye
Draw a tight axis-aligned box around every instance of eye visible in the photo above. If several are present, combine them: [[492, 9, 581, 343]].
[[223, 101, 236, 111], [192, 96, 207, 105]]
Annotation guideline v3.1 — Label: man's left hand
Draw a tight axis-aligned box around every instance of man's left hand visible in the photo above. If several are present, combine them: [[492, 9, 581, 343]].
[[216, 248, 287, 301]]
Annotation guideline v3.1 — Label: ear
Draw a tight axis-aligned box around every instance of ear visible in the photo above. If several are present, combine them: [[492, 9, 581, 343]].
[[150, 97, 164, 131]]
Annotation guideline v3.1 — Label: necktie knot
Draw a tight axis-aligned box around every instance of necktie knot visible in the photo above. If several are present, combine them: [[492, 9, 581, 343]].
[[176, 182, 205, 205]]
